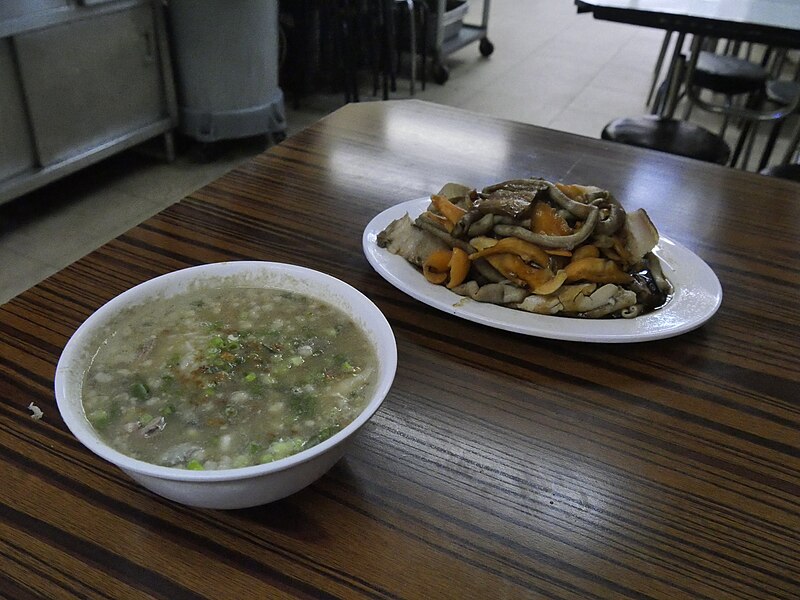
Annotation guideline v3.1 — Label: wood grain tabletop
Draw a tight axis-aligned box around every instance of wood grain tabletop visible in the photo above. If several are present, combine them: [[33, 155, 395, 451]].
[[1, 100, 798, 599]]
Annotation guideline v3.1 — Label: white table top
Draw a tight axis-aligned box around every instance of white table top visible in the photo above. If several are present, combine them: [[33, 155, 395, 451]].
[[576, 0, 800, 45]]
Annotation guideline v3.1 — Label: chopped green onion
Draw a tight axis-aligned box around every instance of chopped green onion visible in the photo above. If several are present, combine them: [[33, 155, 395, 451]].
[[289, 392, 316, 418], [130, 382, 149, 400], [87, 410, 109, 429], [231, 455, 250, 468], [305, 424, 341, 447]]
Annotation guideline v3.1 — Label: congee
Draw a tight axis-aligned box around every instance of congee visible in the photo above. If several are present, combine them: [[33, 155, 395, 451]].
[[81, 286, 378, 470]]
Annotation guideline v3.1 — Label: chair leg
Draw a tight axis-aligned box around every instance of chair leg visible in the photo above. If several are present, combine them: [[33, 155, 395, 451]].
[[344, 1, 360, 103], [741, 121, 759, 169], [405, 0, 416, 95], [418, 1, 427, 90], [378, 0, 391, 100], [758, 119, 784, 171], [369, 2, 381, 96], [782, 119, 800, 164], [325, 3, 348, 103], [387, 1, 397, 93], [718, 95, 734, 138], [682, 87, 694, 120], [730, 120, 750, 167]]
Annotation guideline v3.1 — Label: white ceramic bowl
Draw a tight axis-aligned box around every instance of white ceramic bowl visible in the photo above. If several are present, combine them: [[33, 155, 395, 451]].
[[55, 261, 397, 509]]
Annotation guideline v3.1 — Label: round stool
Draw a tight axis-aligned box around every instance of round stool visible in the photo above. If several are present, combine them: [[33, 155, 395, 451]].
[[682, 46, 774, 167], [602, 116, 731, 165], [692, 51, 768, 95], [757, 80, 800, 170], [759, 163, 800, 182]]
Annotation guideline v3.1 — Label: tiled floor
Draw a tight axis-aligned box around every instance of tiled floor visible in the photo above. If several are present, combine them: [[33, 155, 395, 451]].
[[1, 0, 797, 304]]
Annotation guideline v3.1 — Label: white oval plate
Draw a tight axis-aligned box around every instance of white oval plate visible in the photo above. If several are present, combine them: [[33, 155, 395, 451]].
[[362, 198, 722, 343]]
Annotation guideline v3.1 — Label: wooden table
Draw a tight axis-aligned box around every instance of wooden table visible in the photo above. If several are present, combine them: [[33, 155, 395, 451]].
[[2, 100, 799, 599]]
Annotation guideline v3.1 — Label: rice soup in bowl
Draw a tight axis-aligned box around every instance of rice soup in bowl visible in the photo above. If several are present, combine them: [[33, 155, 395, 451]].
[[55, 262, 397, 509]]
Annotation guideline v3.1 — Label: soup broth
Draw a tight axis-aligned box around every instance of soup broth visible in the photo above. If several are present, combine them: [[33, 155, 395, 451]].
[[82, 286, 378, 470]]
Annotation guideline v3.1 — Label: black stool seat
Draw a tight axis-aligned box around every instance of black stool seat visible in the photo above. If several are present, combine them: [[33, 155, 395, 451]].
[[694, 51, 768, 95], [760, 163, 800, 182], [602, 116, 731, 165], [766, 79, 800, 106]]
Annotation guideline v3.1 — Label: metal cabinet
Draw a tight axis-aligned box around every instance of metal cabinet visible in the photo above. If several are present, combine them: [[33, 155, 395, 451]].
[[0, 0, 177, 205]]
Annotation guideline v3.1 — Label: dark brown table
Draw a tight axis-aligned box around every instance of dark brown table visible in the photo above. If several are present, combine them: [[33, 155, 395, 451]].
[[2, 100, 799, 599]]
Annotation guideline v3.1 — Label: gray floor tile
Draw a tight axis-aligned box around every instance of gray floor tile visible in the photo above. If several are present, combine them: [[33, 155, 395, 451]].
[[1, 187, 154, 269], [0, 246, 56, 305], [566, 84, 651, 119], [547, 105, 621, 139], [462, 86, 571, 128]]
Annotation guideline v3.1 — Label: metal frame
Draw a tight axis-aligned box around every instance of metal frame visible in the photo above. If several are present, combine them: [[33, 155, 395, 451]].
[[431, 0, 492, 81], [0, 0, 177, 205]]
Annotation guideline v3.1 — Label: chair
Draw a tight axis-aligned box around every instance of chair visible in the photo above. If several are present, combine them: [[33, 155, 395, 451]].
[[680, 37, 800, 168], [279, 0, 426, 106], [279, 0, 363, 106], [396, 0, 418, 95], [681, 48, 769, 133], [371, 0, 427, 99], [756, 79, 800, 170], [606, 33, 730, 165], [602, 115, 730, 165], [754, 49, 800, 170]]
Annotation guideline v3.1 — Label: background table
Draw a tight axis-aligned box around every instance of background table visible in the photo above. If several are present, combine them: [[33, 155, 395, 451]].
[[575, 0, 800, 47], [577, 0, 800, 119], [1, 100, 799, 599]]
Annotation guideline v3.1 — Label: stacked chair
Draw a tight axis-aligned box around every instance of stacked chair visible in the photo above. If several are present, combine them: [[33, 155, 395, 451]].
[[603, 36, 800, 172], [602, 33, 731, 165], [601, 114, 730, 164], [681, 38, 800, 169], [279, 0, 429, 106], [755, 49, 800, 179]]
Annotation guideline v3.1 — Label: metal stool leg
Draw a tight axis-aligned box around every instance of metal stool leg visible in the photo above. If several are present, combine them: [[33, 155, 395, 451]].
[[682, 89, 694, 120], [782, 119, 800, 164], [741, 121, 759, 169], [758, 119, 784, 171]]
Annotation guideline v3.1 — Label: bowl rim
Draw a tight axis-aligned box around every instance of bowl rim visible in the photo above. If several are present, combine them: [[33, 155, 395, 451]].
[[55, 261, 397, 483]]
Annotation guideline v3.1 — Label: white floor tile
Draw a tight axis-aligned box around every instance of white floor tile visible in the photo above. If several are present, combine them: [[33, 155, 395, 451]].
[[0, 246, 54, 305]]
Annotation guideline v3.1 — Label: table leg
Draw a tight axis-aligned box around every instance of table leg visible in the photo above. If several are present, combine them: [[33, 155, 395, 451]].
[[661, 32, 686, 118], [647, 31, 673, 109]]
